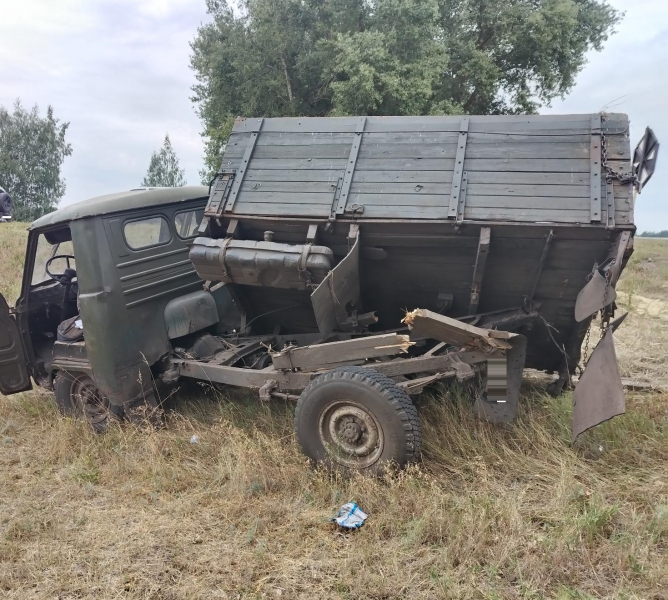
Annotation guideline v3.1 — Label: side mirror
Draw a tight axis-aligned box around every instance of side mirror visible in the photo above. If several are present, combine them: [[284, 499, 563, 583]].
[[633, 127, 659, 193]]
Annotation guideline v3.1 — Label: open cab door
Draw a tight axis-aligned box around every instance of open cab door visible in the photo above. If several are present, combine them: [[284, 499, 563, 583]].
[[0, 294, 32, 395]]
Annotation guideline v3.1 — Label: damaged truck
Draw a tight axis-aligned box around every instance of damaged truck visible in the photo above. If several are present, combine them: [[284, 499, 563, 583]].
[[0, 114, 659, 472]]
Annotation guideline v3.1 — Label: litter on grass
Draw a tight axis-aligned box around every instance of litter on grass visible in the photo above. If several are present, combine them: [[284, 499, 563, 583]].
[[333, 503, 368, 529]]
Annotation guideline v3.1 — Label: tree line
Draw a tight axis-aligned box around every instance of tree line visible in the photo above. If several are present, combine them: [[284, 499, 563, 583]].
[[1, 0, 620, 220]]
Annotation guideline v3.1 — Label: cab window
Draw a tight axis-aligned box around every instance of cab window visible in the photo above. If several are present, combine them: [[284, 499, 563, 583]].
[[174, 209, 204, 239], [31, 236, 75, 286], [123, 216, 171, 250]]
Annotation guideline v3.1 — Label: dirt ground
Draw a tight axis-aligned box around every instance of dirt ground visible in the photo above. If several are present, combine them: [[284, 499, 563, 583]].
[[0, 223, 667, 599]]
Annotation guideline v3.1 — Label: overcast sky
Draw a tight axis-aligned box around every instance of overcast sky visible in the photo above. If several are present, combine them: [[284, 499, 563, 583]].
[[0, 0, 666, 231]]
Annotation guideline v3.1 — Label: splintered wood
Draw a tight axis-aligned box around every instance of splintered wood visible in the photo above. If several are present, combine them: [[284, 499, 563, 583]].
[[402, 308, 514, 351], [270, 333, 413, 371]]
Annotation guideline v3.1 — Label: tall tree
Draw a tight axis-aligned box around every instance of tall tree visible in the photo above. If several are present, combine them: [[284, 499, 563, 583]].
[[0, 100, 72, 222], [191, 0, 620, 179], [141, 134, 187, 188]]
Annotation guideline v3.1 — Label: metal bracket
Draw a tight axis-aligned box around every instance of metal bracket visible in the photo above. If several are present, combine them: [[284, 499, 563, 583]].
[[605, 180, 615, 229], [469, 227, 491, 315], [590, 114, 602, 222], [204, 169, 236, 219], [335, 117, 366, 215], [456, 171, 469, 224], [224, 117, 264, 213], [448, 117, 470, 219], [528, 229, 554, 301]]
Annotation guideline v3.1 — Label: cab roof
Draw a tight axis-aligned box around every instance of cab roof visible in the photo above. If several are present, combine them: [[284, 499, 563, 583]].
[[29, 186, 209, 230]]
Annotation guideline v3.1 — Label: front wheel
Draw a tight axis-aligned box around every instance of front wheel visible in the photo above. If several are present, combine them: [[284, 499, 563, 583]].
[[294, 366, 422, 474], [53, 372, 118, 433]]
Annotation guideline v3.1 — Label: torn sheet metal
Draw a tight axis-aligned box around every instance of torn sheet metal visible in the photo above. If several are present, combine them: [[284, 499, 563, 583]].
[[574, 270, 617, 322], [572, 327, 625, 441]]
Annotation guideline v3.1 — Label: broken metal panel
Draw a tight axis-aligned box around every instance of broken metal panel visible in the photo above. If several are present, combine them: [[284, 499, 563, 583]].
[[572, 327, 625, 441], [311, 230, 361, 335], [469, 227, 491, 314], [574, 270, 617, 322]]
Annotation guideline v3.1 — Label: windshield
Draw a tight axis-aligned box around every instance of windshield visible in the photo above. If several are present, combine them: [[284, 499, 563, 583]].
[[31, 235, 75, 286]]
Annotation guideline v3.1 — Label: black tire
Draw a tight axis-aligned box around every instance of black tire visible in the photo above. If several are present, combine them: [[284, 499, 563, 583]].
[[294, 366, 422, 474], [0, 193, 11, 214], [53, 371, 118, 433]]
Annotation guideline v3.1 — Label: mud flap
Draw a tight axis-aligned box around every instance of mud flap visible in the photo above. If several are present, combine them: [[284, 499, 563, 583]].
[[574, 270, 617, 322], [474, 334, 527, 424], [572, 323, 625, 442]]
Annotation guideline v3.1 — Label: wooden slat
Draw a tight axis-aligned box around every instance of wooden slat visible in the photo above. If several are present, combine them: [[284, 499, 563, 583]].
[[240, 180, 337, 193], [236, 191, 336, 205], [356, 158, 591, 172], [465, 197, 588, 210], [464, 208, 590, 223], [466, 183, 589, 198], [257, 132, 355, 145], [243, 158, 348, 170], [348, 193, 448, 207], [245, 169, 342, 182], [232, 202, 331, 216]]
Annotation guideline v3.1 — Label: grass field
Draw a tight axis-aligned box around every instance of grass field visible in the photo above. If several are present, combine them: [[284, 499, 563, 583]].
[[1, 222, 667, 599]]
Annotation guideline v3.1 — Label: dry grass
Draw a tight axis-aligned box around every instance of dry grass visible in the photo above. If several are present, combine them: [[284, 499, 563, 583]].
[[1, 229, 667, 599]]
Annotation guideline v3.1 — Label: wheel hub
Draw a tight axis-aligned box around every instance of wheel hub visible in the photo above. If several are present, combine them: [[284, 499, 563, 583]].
[[319, 402, 383, 468]]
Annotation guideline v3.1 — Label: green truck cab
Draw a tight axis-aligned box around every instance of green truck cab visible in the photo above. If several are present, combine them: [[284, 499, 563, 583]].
[[0, 187, 237, 426]]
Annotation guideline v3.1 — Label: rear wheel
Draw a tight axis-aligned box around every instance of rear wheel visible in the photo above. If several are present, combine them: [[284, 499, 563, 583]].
[[294, 366, 422, 474], [53, 372, 117, 433]]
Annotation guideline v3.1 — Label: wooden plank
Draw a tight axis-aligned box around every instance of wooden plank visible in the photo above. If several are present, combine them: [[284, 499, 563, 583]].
[[245, 169, 343, 182], [236, 191, 337, 205], [464, 207, 590, 223], [350, 182, 450, 195], [467, 171, 589, 185], [355, 158, 591, 172], [347, 193, 449, 207], [244, 145, 353, 159], [240, 180, 338, 194], [257, 132, 355, 145], [231, 202, 331, 217], [354, 142, 590, 160], [244, 158, 348, 170], [466, 183, 589, 197], [270, 333, 412, 371], [353, 171, 452, 184], [465, 197, 588, 210]]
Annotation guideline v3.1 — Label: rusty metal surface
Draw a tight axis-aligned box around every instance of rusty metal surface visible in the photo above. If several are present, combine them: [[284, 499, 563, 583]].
[[574, 270, 617, 322], [572, 327, 625, 441]]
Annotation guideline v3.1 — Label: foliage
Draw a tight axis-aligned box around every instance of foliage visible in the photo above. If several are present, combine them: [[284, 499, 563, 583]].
[[639, 230, 668, 238], [140, 134, 187, 188], [0, 100, 72, 222], [191, 0, 620, 179]]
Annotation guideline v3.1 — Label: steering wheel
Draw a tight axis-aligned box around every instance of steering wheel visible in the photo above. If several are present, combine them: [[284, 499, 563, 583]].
[[45, 254, 77, 283]]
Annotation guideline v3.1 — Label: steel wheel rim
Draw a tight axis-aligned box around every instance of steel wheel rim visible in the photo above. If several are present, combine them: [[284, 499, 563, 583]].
[[71, 376, 108, 426], [318, 400, 383, 468]]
